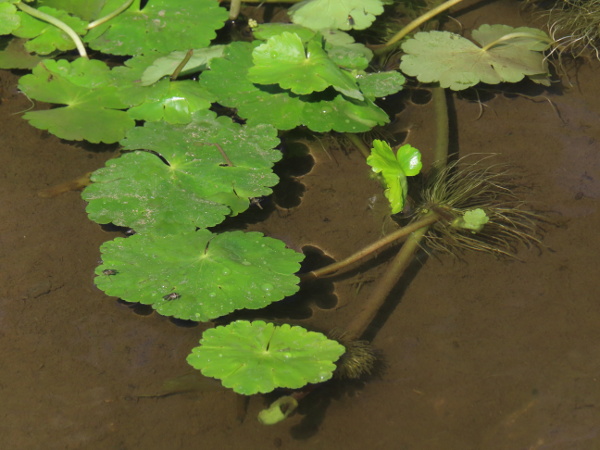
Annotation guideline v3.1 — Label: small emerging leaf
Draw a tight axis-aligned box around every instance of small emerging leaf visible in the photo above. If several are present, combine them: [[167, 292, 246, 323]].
[[367, 140, 422, 214]]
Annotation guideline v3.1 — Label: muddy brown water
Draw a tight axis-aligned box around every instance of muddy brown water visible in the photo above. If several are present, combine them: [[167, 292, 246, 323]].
[[2, 1, 600, 449]]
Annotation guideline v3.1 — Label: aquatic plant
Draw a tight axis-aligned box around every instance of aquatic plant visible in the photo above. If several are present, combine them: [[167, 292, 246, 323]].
[[0, 0, 551, 422]]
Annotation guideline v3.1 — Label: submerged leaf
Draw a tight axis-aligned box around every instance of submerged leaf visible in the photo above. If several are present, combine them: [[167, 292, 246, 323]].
[[400, 25, 551, 90], [187, 321, 345, 394], [95, 232, 303, 321]]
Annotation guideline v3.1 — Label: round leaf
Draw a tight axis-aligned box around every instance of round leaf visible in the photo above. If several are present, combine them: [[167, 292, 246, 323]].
[[95, 231, 304, 321], [187, 321, 345, 395], [289, 0, 391, 31], [82, 110, 281, 233], [85, 0, 228, 56]]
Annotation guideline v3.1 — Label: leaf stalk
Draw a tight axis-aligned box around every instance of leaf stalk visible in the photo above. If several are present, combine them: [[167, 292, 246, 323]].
[[17, 1, 88, 58]]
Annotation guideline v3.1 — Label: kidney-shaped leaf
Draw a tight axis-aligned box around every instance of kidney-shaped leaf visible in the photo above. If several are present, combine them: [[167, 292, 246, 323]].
[[18, 58, 135, 143], [83, 110, 281, 233], [400, 26, 551, 90], [95, 231, 303, 321], [187, 320, 345, 395]]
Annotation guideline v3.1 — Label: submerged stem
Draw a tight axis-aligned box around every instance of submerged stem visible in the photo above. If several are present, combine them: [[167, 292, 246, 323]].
[[344, 133, 371, 159], [384, 0, 468, 47], [300, 213, 440, 281], [17, 2, 88, 58], [344, 222, 431, 341]]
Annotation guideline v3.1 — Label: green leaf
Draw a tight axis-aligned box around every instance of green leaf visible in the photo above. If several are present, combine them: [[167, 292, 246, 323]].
[[453, 208, 489, 233], [18, 58, 135, 143], [13, 6, 88, 55], [400, 25, 551, 90], [95, 232, 303, 321], [322, 29, 373, 70], [200, 41, 389, 133], [366, 140, 422, 214], [127, 79, 214, 123], [140, 46, 226, 86], [37, 0, 107, 21], [85, 0, 228, 56], [187, 321, 345, 395], [248, 32, 363, 100], [82, 110, 281, 232], [0, 37, 43, 69], [289, 0, 392, 31], [357, 71, 405, 100], [0, 2, 20, 35], [253, 23, 317, 42]]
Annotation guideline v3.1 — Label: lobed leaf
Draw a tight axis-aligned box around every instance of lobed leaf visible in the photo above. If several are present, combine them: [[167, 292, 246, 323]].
[[95, 232, 303, 321], [400, 25, 551, 90], [82, 110, 281, 233], [12, 6, 87, 54], [367, 140, 422, 214], [248, 32, 363, 100], [18, 58, 135, 143], [200, 41, 389, 132], [85, 0, 228, 55], [0, 2, 20, 35], [289, 0, 392, 31], [187, 320, 345, 394]]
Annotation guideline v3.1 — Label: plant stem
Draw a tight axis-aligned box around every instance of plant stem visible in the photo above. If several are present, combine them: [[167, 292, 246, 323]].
[[344, 133, 371, 159], [479, 32, 553, 52], [17, 2, 88, 58], [344, 221, 431, 341], [384, 0, 469, 47], [340, 88, 452, 341], [300, 213, 440, 281], [229, 0, 241, 20], [432, 86, 449, 169], [87, 0, 134, 30], [171, 49, 194, 80]]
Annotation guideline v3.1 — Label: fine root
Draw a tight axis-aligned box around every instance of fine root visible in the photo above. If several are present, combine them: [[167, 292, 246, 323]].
[[413, 155, 543, 258]]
